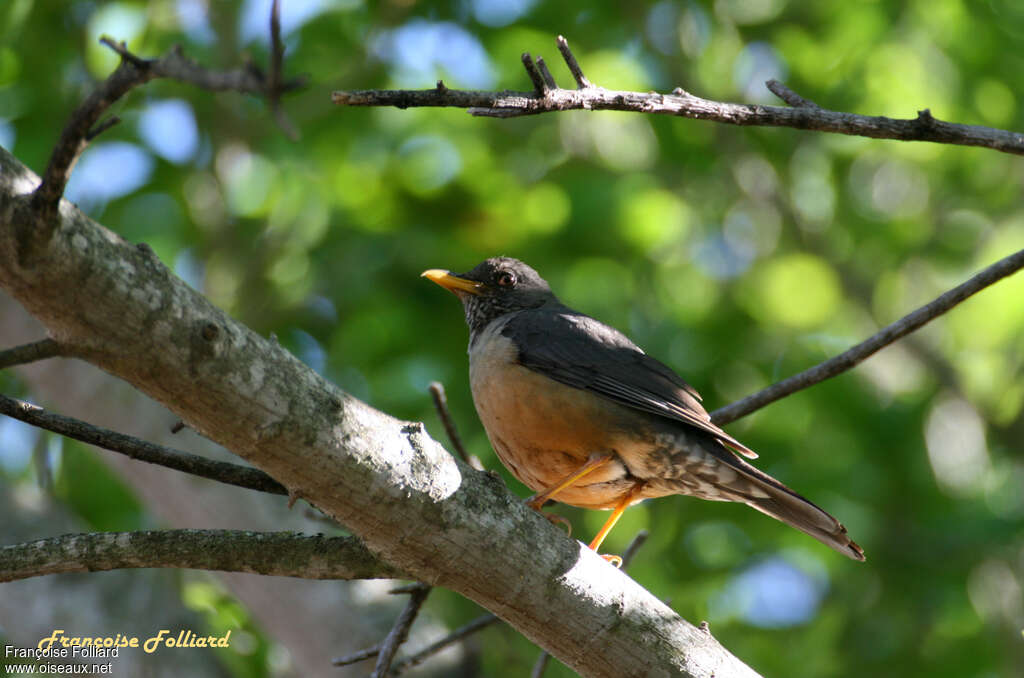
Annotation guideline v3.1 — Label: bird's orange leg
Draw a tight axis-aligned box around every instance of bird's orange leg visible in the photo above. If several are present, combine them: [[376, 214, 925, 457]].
[[525, 452, 614, 511], [588, 484, 644, 567], [524, 453, 615, 535]]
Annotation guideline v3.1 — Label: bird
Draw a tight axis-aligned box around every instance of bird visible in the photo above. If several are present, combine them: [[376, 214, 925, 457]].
[[422, 257, 864, 564]]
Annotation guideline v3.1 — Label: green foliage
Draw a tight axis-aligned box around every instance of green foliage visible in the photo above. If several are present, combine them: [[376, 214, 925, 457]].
[[3, 1, 1023, 676]]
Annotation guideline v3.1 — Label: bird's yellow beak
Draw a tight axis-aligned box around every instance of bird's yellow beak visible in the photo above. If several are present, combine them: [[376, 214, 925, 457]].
[[421, 269, 483, 295]]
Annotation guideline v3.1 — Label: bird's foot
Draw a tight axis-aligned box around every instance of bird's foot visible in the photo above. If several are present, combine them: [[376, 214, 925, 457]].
[[599, 553, 622, 568], [524, 495, 573, 535], [542, 511, 573, 536]]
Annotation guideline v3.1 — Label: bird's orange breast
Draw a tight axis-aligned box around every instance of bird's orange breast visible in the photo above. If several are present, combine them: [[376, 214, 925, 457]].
[[468, 321, 654, 509]]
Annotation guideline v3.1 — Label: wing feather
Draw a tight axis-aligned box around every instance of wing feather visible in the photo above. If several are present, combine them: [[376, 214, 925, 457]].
[[503, 307, 757, 459]]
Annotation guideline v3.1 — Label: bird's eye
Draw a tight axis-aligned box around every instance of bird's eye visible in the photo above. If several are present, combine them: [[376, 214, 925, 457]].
[[496, 271, 517, 287]]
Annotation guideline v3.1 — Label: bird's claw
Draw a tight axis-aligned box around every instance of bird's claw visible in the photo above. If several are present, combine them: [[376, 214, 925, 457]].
[[542, 512, 572, 536], [524, 495, 572, 535], [600, 554, 622, 568]]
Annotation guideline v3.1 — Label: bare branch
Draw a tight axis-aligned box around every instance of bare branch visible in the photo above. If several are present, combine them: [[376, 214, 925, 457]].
[[522, 53, 548, 94], [333, 36, 1024, 155], [336, 583, 435, 672], [333, 647, 385, 671], [766, 79, 821, 109], [0, 338, 63, 369], [85, 115, 121, 141], [428, 381, 481, 469], [536, 56, 558, 90], [0, 529, 401, 583], [389, 613, 500, 675], [620, 529, 650, 570], [531, 652, 553, 678], [333, 643, 384, 667], [31, 41, 156, 227], [372, 585, 432, 678], [268, 0, 300, 140], [28, 32, 306, 244], [712, 247, 1024, 425], [557, 35, 592, 89], [0, 393, 287, 495], [269, 0, 285, 93]]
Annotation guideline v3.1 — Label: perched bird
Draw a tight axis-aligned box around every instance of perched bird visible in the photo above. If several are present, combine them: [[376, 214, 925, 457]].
[[423, 257, 864, 563]]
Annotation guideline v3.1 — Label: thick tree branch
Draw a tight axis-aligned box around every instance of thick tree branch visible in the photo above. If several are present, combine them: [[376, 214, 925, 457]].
[[0, 530, 400, 583], [0, 393, 288, 496], [711, 247, 1024, 425], [0, 338, 63, 369], [0, 145, 759, 678], [332, 36, 1024, 155]]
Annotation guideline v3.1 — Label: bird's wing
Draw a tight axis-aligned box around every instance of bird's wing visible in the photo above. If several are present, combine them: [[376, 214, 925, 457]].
[[503, 307, 758, 459]]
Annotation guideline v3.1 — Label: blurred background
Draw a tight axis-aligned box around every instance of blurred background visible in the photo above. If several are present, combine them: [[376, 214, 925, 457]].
[[1, 0, 1023, 676]]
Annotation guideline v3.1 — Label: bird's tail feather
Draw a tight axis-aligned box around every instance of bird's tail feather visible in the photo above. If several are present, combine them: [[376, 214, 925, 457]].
[[741, 478, 865, 561]]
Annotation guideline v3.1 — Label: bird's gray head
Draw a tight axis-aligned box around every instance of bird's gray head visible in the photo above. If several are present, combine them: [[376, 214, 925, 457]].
[[422, 257, 557, 335]]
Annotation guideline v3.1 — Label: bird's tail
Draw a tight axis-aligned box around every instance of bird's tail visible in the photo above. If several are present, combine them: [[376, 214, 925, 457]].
[[739, 471, 865, 561], [702, 442, 865, 560]]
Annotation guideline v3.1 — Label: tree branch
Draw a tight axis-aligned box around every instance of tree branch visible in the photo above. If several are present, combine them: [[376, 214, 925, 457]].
[[27, 29, 306, 253], [765, 78, 821, 109], [0, 529, 400, 583], [428, 381, 481, 470], [267, 0, 300, 140], [711, 247, 1024, 425], [0, 338, 63, 369], [332, 35, 1024, 155], [389, 613, 500, 675], [0, 393, 288, 496], [372, 585, 432, 678]]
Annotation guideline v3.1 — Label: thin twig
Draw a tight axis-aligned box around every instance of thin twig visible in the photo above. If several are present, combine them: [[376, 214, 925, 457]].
[[332, 35, 1024, 155], [556, 35, 591, 88], [711, 247, 1024, 425], [85, 115, 121, 141], [0, 529, 400, 583], [29, 13, 307, 236], [267, 0, 299, 140], [521, 53, 548, 94], [428, 382, 481, 469], [389, 613, 500, 675], [619, 529, 649, 570], [0, 338, 63, 369], [332, 642, 383, 667], [531, 652, 553, 678], [0, 393, 287, 495], [536, 56, 557, 90], [332, 582, 433, 668], [269, 0, 284, 90], [371, 585, 432, 678], [765, 79, 820, 109]]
